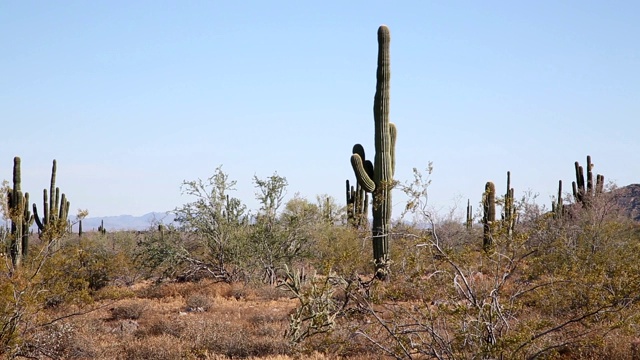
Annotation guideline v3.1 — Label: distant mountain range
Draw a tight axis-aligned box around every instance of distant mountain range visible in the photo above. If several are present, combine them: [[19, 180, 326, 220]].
[[79, 212, 177, 231]]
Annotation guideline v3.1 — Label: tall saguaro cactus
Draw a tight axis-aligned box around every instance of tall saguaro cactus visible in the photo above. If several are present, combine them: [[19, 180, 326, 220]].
[[482, 181, 496, 251], [33, 160, 70, 243], [350, 25, 397, 280], [7, 157, 34, 267]]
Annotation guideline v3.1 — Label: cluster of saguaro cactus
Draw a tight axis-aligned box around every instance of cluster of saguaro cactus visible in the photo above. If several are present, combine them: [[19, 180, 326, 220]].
[[346, 177, 369, 229], [572, 155, 604, 207], [482, 181, 496, 251], [7, 157, 34, 267], [350, 25, 396, 280], [503, 171, 516, 236], [98, 219, 106, 235], [32, 160, 70, 242]]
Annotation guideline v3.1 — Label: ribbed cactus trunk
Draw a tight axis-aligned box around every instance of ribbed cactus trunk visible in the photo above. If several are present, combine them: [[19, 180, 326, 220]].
[[10, 157, 24, 267], [483, 181, 496, 251], [350, 25, 396, 280], [8, 157, 34, 267], [503, 171, 516, 237]]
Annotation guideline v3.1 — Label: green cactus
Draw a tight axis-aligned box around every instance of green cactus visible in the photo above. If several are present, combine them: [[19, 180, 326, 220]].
[[482, 181, 496, 251], [552, 180, 564, 219], [572, 155, 604, 207], [33, 160, 70, 243], [346, 178, 369, 229], [350, 25, 396, 280], [98, 219, 106, 235], [503, 171, 516, 236], [466, 199, 472, 230], [7, 157, 34, 267]]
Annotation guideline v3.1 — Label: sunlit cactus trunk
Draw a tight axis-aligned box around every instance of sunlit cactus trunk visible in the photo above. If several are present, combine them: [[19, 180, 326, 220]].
[[8, 157, 34, 267], [483, 181, 496, 251], [350, 25, 397, 280]]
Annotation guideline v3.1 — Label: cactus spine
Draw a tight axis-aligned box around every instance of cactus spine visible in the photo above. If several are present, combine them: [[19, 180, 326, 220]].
[[33, 160, 70, 243], [572, 155, 604, 207], [8, 157, 34, 267], [482, 181, 496, 251], [350, 25, 396, 280]]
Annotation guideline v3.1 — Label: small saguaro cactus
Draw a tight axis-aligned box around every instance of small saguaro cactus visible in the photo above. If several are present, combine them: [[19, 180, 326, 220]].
[[32, 160, 70, 243], [346, 178, 369, 229], [572, 155, 604, 207], [98, 219, 106, 235], [7, 157, 35, 267], [466, 199, 472, 230], [552, 180, 564, 219], [350, 25, 397, 280], [503, 171, 516, 236], [482, 181, 496, 251]]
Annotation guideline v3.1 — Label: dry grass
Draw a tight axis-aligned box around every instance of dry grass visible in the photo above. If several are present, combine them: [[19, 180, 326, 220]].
[[10, 280, 307, 359]]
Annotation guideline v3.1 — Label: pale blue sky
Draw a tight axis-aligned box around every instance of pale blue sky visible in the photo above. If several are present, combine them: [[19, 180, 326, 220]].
[[2, 1, 639, 218]]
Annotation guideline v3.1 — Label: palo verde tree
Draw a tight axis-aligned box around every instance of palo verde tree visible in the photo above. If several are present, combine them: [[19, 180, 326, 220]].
[[173, 166, 248, 281], [350, 25, 397, 280]]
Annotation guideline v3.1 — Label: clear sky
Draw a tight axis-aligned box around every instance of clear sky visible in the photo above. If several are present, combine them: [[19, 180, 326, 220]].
[[1, 1, 639, 218]]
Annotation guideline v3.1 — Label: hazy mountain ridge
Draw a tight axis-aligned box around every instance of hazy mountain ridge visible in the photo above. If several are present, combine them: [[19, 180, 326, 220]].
[[79, 212, 177, 231], [611, 184, 640, 221]]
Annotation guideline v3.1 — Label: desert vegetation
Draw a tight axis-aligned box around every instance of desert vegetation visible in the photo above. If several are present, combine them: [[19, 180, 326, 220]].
[[2, 25, 640, 359]]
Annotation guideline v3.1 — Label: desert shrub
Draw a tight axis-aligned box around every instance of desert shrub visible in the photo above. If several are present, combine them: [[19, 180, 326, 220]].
[[185, 293, 212, 312], [121, 334, 187, 360], [110, 301, 147, 320], [14, 321, 95, 359], [0, 237, 105, 356], [139, 316, 186, 338], [312, 225, 370, 278], [182, 318, 291, 358], [93, 285, 136, 301]]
